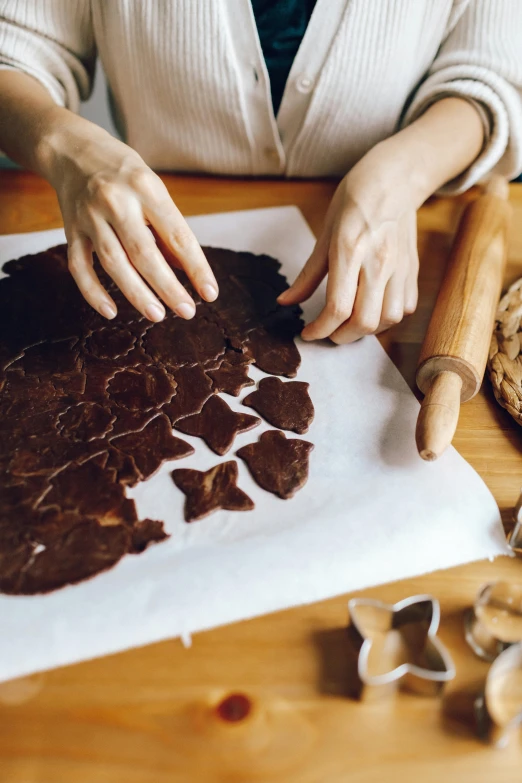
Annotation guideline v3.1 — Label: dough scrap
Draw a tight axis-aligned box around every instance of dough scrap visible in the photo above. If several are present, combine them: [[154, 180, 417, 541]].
[[130, 518, 170, 553]]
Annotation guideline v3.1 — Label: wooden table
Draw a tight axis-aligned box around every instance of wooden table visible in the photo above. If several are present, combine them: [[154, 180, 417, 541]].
[[0, 171, 521, 782]]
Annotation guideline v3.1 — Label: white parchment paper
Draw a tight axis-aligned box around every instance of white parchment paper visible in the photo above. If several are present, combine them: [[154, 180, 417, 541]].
[[0, 207, 508, 683]]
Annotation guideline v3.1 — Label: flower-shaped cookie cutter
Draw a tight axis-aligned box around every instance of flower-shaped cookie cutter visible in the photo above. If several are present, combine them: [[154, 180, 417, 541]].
[[474, 642, 522, 747], [508, 488, 522, 555], [464, 581, 522, 662], [347, 594, 456, 701]]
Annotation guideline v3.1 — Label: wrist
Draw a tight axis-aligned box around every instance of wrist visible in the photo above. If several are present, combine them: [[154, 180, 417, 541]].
[[392, 97, 485, 202], [347, 97, 486, 214], [33, 106, 73, 182], [36, 109, 120, 187], [370, 134, 438, 208], [344, 137, 424, 218]]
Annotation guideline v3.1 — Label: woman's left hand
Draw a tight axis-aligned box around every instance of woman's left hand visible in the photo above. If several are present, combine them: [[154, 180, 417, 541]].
[[278, 142, 420, 343]]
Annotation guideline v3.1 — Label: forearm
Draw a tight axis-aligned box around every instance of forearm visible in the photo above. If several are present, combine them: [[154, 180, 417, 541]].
[[397, 96, 485, 203], [0, 71, 217, 324], [0, 70, 117, 182], [348, 97, 485, 212]]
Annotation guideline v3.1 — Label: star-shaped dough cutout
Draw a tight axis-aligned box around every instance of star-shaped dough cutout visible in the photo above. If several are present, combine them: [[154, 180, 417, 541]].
[[171, 461, 254, 522], [236, 430, 313, 498], [348, 595, 456, 696], [206, 350, 254, 397], [174, 395, 260, 455]]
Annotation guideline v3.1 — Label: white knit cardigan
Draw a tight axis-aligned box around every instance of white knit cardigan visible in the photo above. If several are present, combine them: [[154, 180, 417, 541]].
[[1, 0, 522, 192]]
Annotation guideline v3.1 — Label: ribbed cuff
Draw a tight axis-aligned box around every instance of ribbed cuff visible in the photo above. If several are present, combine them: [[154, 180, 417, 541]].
[[0, 17, 91, 113], [0, 63, 66, 107], [402, 66, 522, 195]]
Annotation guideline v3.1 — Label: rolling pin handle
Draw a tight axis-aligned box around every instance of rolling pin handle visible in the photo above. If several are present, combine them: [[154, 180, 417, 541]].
[[416, 371, 463, 462]]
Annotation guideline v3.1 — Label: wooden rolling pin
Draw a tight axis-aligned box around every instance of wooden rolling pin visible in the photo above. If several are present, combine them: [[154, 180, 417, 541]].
[[416, 177, 511, 461]]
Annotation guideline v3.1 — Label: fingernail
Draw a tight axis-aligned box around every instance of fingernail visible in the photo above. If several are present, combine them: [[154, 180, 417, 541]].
[[100, 302, 117, 320], [145, 303, 165, 322], [175, 302, 196, 319], [201, 283, 218, 302]]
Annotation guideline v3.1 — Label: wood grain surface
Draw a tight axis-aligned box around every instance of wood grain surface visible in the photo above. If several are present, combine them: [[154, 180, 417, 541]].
[[0, 170, 521, 782]]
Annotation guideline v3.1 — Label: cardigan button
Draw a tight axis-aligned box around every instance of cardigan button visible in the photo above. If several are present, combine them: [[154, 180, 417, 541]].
[[296, 75, 314, 93]]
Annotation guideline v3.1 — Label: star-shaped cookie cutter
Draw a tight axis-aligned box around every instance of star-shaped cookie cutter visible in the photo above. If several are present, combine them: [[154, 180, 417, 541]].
[[347, 594, 456, 701], [474, 641, 522, 747]]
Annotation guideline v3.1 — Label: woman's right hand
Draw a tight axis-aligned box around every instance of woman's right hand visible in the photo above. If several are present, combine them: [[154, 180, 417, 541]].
[[43, 115, 218, 322]]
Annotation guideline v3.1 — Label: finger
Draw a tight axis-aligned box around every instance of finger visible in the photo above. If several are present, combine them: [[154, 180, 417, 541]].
[[67, 233, 117, 320], [114, 215, 197, 319], [404, 270, 419, 315], [140, 177, 218, 302], [404, 212, 419, 314], [375, 273, 405, 334], [278, 229, 330, 305], [300, 227, 364, 340], [89, 218, 166, 322], [301, 263, 361, 341], [280, 184, 349, 307], [150, 228, 182, 270], [404, 253, 419, 315], [404, 236, 419, 316], [329, 265, 387, 344]]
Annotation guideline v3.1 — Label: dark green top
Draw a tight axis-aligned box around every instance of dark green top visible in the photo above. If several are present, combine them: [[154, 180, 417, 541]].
[[251, 0, 317, 115]]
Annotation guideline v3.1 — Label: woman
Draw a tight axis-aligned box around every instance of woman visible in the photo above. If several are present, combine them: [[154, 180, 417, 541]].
[[0, 1, 521, 343]]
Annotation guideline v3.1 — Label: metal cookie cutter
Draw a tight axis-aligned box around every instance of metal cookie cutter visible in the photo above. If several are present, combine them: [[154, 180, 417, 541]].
[[474, 642, 522, 747], [508, 489, 522, 555], [347, 595, 456, 701], [464, 581, 522, 662]]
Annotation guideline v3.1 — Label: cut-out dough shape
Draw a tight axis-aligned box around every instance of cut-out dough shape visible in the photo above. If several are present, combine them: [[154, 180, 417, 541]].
[[57, 402, 116, 441], [206, 351, 254, 397], [85, 328, 137, 360], [243, 377, 314, 433], [244, 326, 301, 377], [107, 365, 176, 411], [161, 364, 213, 425], [171, 461, 254, 521], [237, 430, 313, 498], [175, 395, 260, 455], [111, 414, 194, 481], [142, 315, 226, 369]]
